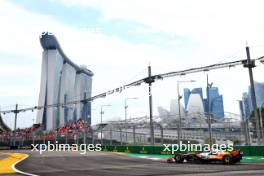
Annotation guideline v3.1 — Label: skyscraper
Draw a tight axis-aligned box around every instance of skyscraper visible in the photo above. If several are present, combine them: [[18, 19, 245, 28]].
[[210, 95, 224, 119], [184, 86, 225, 119], [255, 82, 264, 107], [191, 88, 203, 99], [36, 32, 93, 130], [238, 100, 246, 121], [241, 92, 252, 120], [240, 82, 264, 120], [184, 88, 203, 110], [183, 88, 191, 109]]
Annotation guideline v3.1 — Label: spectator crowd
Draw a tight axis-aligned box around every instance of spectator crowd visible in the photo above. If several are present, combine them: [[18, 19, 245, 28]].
[[0, 119, 90, 141]]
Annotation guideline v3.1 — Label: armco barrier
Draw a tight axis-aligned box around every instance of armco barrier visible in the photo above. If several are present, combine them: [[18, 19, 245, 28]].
[[102, 145, 264, 156], [102, 145, 189, 155]]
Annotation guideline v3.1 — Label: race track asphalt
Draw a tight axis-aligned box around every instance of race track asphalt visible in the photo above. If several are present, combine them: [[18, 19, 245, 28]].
[[6, 150, 264, 176]]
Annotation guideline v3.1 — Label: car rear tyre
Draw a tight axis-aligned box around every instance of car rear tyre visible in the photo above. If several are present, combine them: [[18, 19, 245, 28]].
[[223, 155, 232, 165], [174, 154, 184, 163]]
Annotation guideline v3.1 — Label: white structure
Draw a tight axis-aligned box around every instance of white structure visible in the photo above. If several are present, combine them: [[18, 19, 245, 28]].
[[185, 94, 206, 125], [186, 94, 205, 115], [36, 32, 93, 130]]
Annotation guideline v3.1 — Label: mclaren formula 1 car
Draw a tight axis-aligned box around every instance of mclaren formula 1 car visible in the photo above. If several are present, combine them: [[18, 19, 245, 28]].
[[167, 149, 243, 165]]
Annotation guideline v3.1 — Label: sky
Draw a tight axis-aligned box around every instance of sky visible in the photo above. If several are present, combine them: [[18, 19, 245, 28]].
[[0, 0, 264, 129]]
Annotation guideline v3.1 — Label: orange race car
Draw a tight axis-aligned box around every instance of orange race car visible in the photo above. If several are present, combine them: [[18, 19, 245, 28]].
[[167, 149, 243, 165]]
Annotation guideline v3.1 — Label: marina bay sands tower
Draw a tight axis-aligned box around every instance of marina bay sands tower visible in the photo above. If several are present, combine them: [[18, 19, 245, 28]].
[[36, 32, 93, 131]]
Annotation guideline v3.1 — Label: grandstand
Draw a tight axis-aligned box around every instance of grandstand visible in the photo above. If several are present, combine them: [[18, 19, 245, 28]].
[[0, 118, 92, 147]]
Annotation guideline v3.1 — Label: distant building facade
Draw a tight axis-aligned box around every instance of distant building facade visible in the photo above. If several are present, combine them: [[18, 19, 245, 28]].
[[207, 87, 224, 119], [170, 99, 185, 119], [239, 82, 264, 120], [157, 106, 170, 119], [36, 32, 93, 130], [184, 86, 225, 120]]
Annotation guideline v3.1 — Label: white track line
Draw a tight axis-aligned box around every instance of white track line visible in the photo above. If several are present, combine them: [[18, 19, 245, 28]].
[[11, 153, 39, 176]]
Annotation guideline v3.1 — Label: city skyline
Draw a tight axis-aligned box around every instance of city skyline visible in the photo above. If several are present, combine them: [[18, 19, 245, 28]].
[[1, 0, 264, 129], [240, 81, 264, 120], [184, 86, 224, 119], [158, 85, 225, 122]]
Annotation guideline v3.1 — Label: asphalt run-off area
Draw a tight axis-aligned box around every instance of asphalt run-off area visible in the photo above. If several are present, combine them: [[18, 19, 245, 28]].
[[1, 151, 264, 176]]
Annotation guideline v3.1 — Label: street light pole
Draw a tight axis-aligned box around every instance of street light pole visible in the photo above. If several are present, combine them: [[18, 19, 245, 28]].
[[100, 104, 111, 145], [125, 100, 127, 142], [124, 97, 138, 142], [177, 82, 181, 144], [12, 104, 19, 146], [177, 80, 196, 144]]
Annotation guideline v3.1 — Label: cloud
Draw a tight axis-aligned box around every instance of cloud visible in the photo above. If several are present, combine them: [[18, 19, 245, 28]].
[[58, 0, 264, 55]]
